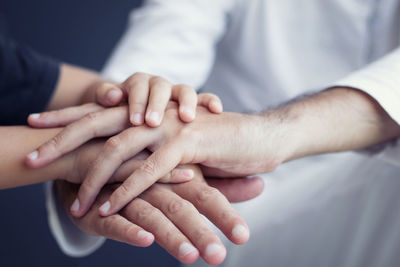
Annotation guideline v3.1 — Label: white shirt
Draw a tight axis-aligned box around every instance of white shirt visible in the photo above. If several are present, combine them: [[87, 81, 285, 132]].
[[48, 0, 400, 266]]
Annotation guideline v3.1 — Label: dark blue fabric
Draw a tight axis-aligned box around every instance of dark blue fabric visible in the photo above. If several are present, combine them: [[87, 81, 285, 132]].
[[0, 35, 59, 125]]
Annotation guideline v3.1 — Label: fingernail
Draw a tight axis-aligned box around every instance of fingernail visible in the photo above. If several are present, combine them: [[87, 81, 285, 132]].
[[137, 230, 154, 241], [27, 150, 39, 160], [70, 198, 80, 213], [29, 113, 41, 119], [99, 201, 111, 214], [180, 106, 195, 120], [205, 243, 225, 258], [179, 242, 198, 258], [232, 224, 249, 241], [181, 169, 194, 179], [131, 113, 143, 124], [147, 111, 160, 125], [107, 89, 121, 102]]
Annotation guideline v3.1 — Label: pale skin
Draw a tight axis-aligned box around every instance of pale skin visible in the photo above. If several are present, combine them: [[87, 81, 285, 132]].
[[27, 87, 400, 218], [0, 125, 263, 264], [56, 168, 264, 265], [3, 62, 256, 264], [2, 62, 223, 188]]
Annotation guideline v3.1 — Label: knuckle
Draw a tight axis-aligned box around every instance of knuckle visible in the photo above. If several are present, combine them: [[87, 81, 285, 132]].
[[116, 182, 132, 200], [219, 210, 233, 222], [136, 204, 155, 221], [166, 199, 186, 215], [81, 177, 97, 194], [164, 229, 177, 246], [105, 136, 122, 151], [101, 215, 119, 235], [83, 112, 101, 136], [139, 160, 157, 177], [196, 186, 220, 204], [85, 111, 101, 122], [193, 226, 214, 241], [47, 132, 65, 151]]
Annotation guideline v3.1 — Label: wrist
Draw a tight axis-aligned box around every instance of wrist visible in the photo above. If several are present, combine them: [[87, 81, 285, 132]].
[[256, 109, 303, 166]]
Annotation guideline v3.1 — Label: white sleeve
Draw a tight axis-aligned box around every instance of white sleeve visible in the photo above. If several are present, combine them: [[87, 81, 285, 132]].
[[101, 0, 234, 89], [46, 182, 106, 257], [332, 47, 400, 165]]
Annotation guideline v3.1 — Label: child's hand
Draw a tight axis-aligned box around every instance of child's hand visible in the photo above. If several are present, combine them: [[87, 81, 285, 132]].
[[91, 72, 222, 127]]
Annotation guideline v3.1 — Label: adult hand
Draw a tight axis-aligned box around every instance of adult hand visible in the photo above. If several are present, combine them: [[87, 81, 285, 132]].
[[56, 166, 264, 265], [26, 103, 284, 217]]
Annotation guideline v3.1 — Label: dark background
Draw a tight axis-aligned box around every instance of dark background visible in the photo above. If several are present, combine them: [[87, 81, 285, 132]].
[[0, 1, 178, 266]]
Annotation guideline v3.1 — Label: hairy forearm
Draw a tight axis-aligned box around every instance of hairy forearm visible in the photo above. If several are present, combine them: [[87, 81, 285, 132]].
[[267, 87, 400, 162], [0, 126, 70, 189], [46, 64, 101, 110]]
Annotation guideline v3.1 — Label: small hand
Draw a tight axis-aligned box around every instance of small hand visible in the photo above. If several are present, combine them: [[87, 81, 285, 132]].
[[29, 72, 223, 128]]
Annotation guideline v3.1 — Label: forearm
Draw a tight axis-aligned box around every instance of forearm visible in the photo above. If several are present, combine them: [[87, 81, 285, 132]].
[[269, 87, 400, 162], [0, 126, 70, 189], [46, 64, 101, 110]]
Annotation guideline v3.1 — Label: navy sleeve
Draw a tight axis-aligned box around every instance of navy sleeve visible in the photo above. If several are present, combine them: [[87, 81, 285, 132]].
[[0, 35, 60, 125]]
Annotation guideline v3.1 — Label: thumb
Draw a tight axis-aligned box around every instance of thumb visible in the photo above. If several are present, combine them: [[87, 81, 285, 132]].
[[96, 82, 125, 107]]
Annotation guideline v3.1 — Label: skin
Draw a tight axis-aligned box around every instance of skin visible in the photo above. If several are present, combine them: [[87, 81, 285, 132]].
[[25, 87, 400, 218], [37, 66, 223, 127], [0, 125, 263, 265], [1, 63, 210, 188], [57, 167, 264, 265], [2, 60, 240, 264]]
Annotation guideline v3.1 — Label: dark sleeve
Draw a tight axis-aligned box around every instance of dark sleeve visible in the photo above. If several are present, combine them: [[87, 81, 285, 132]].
[[0, 35, 60, 125]]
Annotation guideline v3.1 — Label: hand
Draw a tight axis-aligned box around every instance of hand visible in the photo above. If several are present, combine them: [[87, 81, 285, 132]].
[[26, 103, 285, 217], [31, 72, 223, 128], [62, 144, 193, 185], [56, 166, 264, 265]]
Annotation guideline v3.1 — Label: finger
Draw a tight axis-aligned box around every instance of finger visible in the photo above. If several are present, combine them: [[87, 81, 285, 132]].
[[197, 93, 223, 113], [28, 103, 104, 128], [171, 84, 197, 122], [26, 107, 129, 168], [201, 165, 246, 177], [71, 127, 157, 218], [145, 76, 173, 127], [207, 177, 264, 203], [111, 159, 194, 184], [172, 181, 250, 245], [61, 182, 155, 248], [142, 186, 226, 265], [121, 197, 199, 264], [95, 82, 124, 107], [95, 214, 155, 247], [122, 72, 151, 125], [101, 138, 187, 216], [158, 167, 194, 183]]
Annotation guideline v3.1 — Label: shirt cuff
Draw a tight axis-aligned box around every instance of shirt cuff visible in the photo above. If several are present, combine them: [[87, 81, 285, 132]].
[[330, 49, 400, 165], [332, 49, 400, 125], [45, 182, 106, 257]]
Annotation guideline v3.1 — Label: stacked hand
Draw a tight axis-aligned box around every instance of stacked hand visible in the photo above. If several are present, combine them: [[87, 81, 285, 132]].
[[25, 72, 269, 265], [26, 103, 283, 219], [56, 153, 264, 265]]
